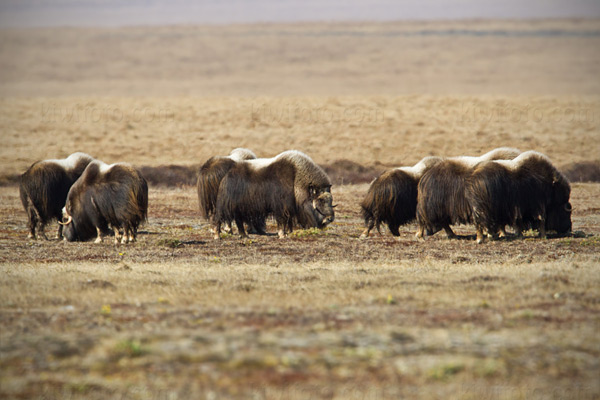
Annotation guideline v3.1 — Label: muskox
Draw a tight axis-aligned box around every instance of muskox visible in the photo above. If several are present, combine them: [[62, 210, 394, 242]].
[[246, 150, 335, 229], [19, 152, 95, 240], [197, 148, 257, 222], [415, 147, 521, 239], [467, 151, 572, 243], [61, 161, 148, 243], [360, 156, 442, 237], [213, 159, 297, 239], [213, 150, 335, 239]]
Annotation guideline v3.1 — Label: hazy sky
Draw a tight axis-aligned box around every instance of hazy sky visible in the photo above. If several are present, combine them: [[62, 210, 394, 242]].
[[0, 0, 599, 27]]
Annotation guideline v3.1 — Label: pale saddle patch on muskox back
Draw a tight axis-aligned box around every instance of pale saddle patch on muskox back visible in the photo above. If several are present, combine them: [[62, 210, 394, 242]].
[[495, 150, 553, 171], [245, 156, 279, 170], [97, 161, 121, 173], [228, 148, 257, 162], [448, 147, 522, 169], [43, 152, 93, 170], [397, 156, 443, 179]]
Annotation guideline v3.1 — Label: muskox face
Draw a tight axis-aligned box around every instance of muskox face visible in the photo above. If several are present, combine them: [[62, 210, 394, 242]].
[[310, 187, 336, 227], [61, 205, 79, 242], [546, 202, 572, 235]]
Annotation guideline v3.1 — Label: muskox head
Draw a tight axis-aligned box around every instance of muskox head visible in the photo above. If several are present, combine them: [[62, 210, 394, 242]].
[[309, 186, 336, 227], [60, 191, 98, 242], [60, 204, 80, 242], [546, 174, 572, 235], [546, 202, 572, 235]]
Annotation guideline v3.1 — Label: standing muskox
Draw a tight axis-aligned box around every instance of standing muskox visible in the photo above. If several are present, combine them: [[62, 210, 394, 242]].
[[360, 156, 442, 237], [362, 148, 520, 238], [213, 150, 335, 239], [19, 152, 95, 240], [415, 147, 521, 239], [197, 148, 257, 224], [467, 151, 571, 243], [61, 161, 148, 243]]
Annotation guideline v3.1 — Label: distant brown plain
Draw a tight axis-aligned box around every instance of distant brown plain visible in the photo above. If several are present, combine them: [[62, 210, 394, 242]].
[[1, 19, 600, 400]]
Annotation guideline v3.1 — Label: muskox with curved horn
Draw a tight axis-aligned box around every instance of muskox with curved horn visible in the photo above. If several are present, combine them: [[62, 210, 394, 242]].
[[19, 152, 95, 240], [246, 150, 335, 229], [197, 148, 257, 223], [467, 151, 571, 243], [61, 161, 148, 243], [213, 150, 335, 239], [415, 147, 521, 239], [360, 156, 442, 238]]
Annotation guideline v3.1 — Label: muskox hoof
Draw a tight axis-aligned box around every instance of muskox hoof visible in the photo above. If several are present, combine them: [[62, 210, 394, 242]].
[[94, 237, 103, 244], [121, 236, 128, 244], [213, 234, 221, 241], [27, 233, 35, 240]]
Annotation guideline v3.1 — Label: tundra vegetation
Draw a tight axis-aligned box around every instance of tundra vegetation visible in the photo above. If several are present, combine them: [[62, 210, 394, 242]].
[[1, 19, 600, 399]]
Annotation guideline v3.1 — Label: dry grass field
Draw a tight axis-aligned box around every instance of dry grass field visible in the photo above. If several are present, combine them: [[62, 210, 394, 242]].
[[1, 19, 600, 399]]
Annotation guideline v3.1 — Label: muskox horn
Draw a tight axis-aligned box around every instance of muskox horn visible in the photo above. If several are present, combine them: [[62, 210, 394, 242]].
[[564, 203, 572, 212], [58, 215, 72, 226], [332, 204, 338, 208]]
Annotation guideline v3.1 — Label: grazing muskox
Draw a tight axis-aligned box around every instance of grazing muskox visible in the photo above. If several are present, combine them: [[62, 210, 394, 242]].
[[213, 150, 335, 239], [213, 159, 297, 239], [197, 148, 257, 221], [415, 147, 521, 239], [19, 152, 95, 240], [360, 156, 442, 237], [246, 150, 335, 229], [61, 161, 148, 243], [467, 151, 572, 243]]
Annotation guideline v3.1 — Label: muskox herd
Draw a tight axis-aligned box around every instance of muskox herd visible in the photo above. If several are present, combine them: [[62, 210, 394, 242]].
[[361, 147, 572, 243], [19, 147, 572, 244], [19, 153, 148, 243]]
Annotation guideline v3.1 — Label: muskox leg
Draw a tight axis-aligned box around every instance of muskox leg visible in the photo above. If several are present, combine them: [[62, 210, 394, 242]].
[[235, 218, 248, 239], [213, 221, 221, 240], [129, 227, 137, 243], [360, 219, 375, 239], [415, 225, 425, 240], [388, 223, 400, 237], [37, 222, 49, 241], [94, 227, 104, 243], [498, 226, 507, 238], [538, 216, 547, 239], [443, 225, 456, 239], [475, 226, 486, 244], [113, 227, 122, 244], [56, 224, 63, 240]]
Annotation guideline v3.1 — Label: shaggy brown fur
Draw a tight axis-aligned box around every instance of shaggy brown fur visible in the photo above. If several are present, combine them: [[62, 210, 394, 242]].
[[19, 152, 94, 240], [416, 160, 474, 239], [248, 150, 334, 228], [360, 156, 442, 237], [62, 161, 148, 243], [483, 151, 572, 241], [197, 148, 257, 221], [213, 159, 297, 239]]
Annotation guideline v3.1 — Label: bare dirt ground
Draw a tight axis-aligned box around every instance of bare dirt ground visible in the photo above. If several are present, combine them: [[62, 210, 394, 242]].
[[1, 19, 600, 399]]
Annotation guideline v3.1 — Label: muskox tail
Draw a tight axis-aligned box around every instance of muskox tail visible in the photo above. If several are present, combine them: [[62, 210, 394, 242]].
[[197, 158, 236, 220], [361, 171, 418, 236]]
